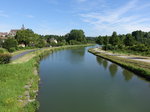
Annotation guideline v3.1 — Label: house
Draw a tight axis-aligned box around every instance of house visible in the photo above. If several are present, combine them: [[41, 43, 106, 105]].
[[9, 24, 25, 37], [0, 24, 26, 39], [50, 38, 58, 44], [0, 32, 8, 43], [18, 43, 26, 48], [0, 32, 8, 39]]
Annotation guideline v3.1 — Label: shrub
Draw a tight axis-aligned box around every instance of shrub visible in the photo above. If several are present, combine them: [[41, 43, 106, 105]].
[[130, 44, 149, 52], [9, 47, 16, 53], [0, 53, 12, 64], [3, 38, 18, 52], [0, 48, 8, 53], [69, 40, 81, 45]]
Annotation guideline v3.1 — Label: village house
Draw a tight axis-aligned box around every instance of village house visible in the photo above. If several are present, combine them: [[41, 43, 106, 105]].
[[50, 38, 58, 44], [0, 25, 26, 47], [0, 24, 25, 39], [0, 32, 8, 39]]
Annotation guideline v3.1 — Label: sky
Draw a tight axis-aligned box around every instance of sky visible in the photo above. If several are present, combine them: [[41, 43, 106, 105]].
[[0, 0, 150, 36]]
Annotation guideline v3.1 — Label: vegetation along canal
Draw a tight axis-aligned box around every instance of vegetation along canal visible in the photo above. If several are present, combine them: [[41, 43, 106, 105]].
[[37, 46, 150, 112]]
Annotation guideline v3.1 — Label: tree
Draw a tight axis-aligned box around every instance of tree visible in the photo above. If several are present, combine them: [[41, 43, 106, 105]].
[[103, 36, 109, 46], [0, 39, 3, 47], [3, 38, 18, 52], [109, 31, 119, 46], [15, 29, 36, 46], [35, 39, 46, 48], [124, 34, 135, 46], [96, 36, 104, 45], [67, 29, 86, 43], [132, 30, 144, 41]]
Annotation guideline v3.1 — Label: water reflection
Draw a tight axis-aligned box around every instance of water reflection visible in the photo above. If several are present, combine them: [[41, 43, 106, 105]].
[[96, 56, 108, 69], [102, 60, 108, 69], [71, 47, 85, 56], [122, 69, 133, 81], [96, 57, 103, 65], [67, 47, 85, 64], [38, 46, 150, 112], [109, 64, 118, 77]]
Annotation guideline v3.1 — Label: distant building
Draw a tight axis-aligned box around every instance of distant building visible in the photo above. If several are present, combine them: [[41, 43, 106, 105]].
[[0, 32, 8, 39], [0, 24, 26, 42], [18, 43, 26, 48], [50, 38, 58, 44], [9, 24, 25, 37]]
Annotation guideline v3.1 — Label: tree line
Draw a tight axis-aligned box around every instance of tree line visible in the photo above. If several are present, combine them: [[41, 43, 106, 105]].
[[0, 29, 91, 52], [96, 30, 150, 56]]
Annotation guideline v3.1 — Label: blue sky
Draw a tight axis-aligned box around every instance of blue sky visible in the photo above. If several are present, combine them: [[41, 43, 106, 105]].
[[0, 0, 150, 36]]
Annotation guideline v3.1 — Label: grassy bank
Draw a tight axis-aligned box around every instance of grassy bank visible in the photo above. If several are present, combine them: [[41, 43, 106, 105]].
[[88, 48, 150, 80], [0, 44, 93, 112]]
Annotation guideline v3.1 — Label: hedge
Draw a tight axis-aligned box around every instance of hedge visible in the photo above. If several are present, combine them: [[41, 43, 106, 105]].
[[0, 53, 12, 64]]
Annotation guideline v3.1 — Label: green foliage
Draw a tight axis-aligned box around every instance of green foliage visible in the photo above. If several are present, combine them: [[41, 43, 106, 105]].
[[96, 30, 150, 56], [0, 39, 3, 47], [109, 31, 119, 46], [0, 48, 8, 53], [96, 36, 104, 45], [0, 53, 11, 64], [86, 37, 96, 43], [124, 34, 135, 46], [69, 40, 82, 45], [9, 47, 16, 53], [67, 29, 87, 44], [3, 38, 18, 52], [15, 29, 40, 47], [130, 44, 149, 52], [35, 39, 46, 48]]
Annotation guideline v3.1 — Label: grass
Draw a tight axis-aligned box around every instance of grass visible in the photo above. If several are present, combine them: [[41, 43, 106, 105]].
[[89, 48, 150, 79], [0, 48, 9, 53], [109, 49, 150, 57], [0, 59, 39, 112], [0, 44, 93, 112]]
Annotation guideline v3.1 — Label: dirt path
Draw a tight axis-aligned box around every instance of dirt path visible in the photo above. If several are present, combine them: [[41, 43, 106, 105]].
[[93, 48, 150, 63]]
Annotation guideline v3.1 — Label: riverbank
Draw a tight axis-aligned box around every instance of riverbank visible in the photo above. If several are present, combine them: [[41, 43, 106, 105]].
[[88, 48, 150, 79], [0, 44, 93, 112]]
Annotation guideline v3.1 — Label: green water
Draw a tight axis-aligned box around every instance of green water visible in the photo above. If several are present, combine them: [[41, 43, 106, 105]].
[[37, 46, 150, 112]]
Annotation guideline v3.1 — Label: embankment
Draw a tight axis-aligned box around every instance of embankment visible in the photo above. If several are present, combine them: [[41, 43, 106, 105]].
[[0, 44, 93, 112], [88, 48, 150, 80]]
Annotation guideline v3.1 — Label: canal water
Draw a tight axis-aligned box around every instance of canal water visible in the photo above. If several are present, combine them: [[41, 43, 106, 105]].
[[37, 46, 150, 112]]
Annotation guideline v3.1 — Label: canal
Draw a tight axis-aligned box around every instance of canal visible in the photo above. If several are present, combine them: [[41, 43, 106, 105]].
[[37, 46, 150, 112]]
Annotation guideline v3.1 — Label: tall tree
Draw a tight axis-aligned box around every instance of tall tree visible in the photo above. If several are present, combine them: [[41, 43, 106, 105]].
[[124, 34, 135, 46], [15, 29, 36, 46], [109, 31, 119, 46], [67, 29, 86, 43]]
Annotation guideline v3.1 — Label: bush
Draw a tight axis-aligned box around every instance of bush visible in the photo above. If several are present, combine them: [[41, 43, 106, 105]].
[[0, 48, 8, 53], [130, 44, 149, 52], [69, 40, 81, 45], [3, 38, 18, 52], [0, 53, 12, 64], [9, 47, 16, 53]]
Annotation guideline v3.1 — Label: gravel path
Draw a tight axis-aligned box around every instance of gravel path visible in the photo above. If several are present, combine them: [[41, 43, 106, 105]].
[[93, 48, 150, 63]]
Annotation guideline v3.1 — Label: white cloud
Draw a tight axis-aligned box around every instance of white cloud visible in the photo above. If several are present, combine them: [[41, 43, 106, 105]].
[[79, 0, 150, 35]]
